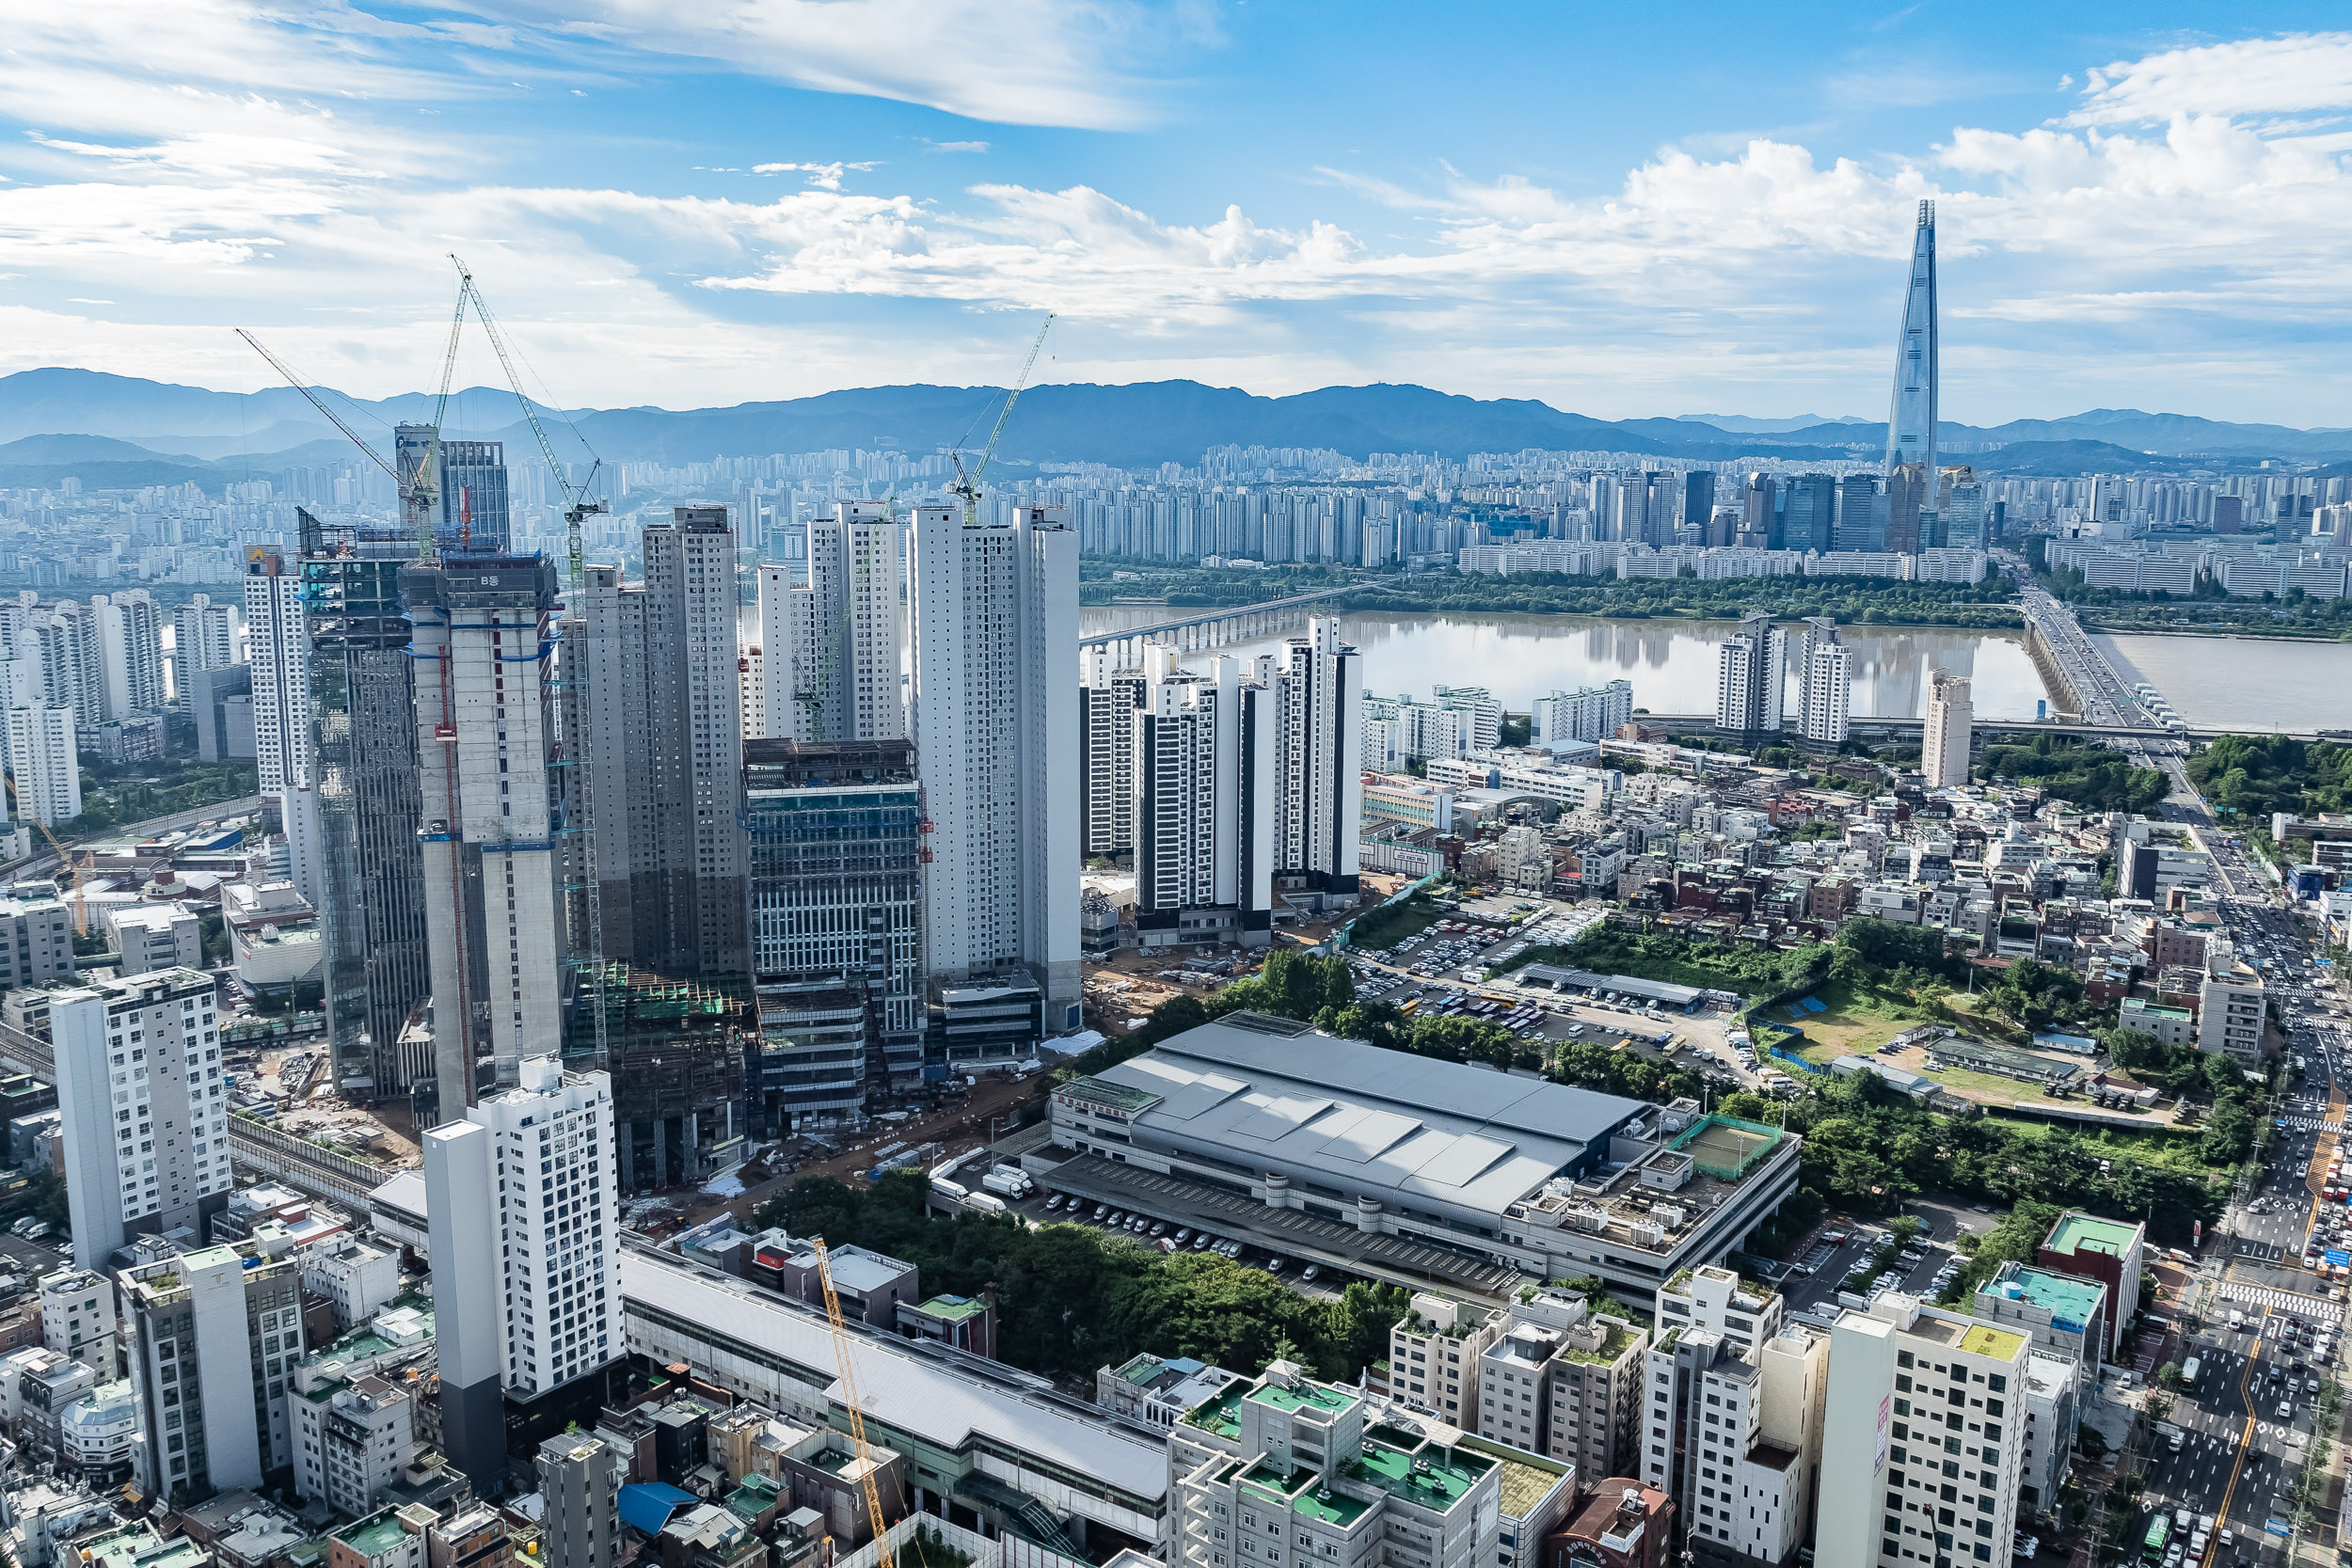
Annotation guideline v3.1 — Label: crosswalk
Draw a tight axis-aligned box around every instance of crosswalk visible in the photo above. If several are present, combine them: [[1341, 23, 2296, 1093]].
[[2277, 1115, 2343, 1132], [2221, 1282, 2344, 1323]]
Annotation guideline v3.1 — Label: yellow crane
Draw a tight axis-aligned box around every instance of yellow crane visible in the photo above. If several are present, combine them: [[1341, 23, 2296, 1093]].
[[811, 1238, 897, 1568], [949, 313, 1055, 528]]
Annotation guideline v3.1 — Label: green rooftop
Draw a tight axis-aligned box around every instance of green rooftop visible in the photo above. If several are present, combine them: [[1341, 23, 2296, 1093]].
[[333, 1511, 412, 1560], [1958, 1323, 2027, 1361], [1349, 1440, 1491, 1511], [1239, 1465, 1373, 1529], [1559, 1323, 1641, 1367], [1180, 1385, 1248, 1439], [1247, 1380, 1357, 1418], [914, 1294, 988, 1321], [2044, 1212, 2139, 1260]]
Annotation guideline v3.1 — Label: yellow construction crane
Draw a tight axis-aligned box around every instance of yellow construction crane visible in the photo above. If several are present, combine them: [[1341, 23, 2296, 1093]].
[[811, 1238, 897, 1568], [949, 313, 1055, 528], [4, 776, 83, 915]]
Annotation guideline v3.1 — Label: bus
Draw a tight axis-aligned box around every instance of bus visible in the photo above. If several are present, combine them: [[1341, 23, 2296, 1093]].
[[2142, 1513, 2170, 1561]]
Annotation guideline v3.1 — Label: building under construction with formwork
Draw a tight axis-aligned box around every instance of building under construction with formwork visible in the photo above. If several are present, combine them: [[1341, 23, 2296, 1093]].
[[743, 738, 928, 1134], [565, 961, 750, 1193]]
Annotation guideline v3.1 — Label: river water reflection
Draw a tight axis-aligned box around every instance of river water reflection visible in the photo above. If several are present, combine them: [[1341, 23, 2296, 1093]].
[[1078, 608, 2052, 720]]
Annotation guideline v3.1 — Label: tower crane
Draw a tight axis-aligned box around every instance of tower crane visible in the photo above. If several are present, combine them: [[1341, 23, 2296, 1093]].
[[949, 313, 1054, 528], [811, 1238, 898, 1568], [446, 255, 612, 1067], [235, 276, 466, 563]]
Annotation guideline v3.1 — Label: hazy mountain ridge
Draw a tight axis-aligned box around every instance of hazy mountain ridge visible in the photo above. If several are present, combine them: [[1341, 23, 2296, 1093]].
[[3, 369, 2348, 473]]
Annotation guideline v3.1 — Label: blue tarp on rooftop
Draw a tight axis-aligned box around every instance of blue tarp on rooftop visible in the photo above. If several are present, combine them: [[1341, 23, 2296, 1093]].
[[619, 1482, 697, 1538]]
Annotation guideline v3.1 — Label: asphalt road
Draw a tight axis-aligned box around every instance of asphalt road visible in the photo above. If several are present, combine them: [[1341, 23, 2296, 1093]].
[[2128, 867, 2343, 1563]]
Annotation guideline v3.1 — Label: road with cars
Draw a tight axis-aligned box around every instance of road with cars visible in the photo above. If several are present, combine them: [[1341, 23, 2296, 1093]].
[[2120, 815, 2345, 1565]]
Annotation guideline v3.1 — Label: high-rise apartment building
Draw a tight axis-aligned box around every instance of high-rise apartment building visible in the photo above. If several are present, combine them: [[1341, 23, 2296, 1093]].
[[302, 533, 433, 1097], [92, 591, 166, 720], [1532, 680, 1633, 751], [568, 511, 748, 977], [1741, 473, 1777, 544], [1266, 618, 1362, 905], [643, 508, 748, 976], [759, 501, 905, 744], [173, 594, 238, 683], [246, 551, 325, 906], [405, 553, 564, 1108], [1922, 671, 1973, 788], [1127, 649, 1277, 949], [6, 705, 80, 826], [1795, 617, 1851, 745], [1815, 1292, 2030, 1568], [909, 502, 1080, 1023], [51, 967, 230, 1269], [121, 1241, 307, 1500], [1079, 651, 1148, 859], [1389, 1292, 1502, 1431], [743, 738, 927, 1128], [25, 600, 103, 734], [1715, 613, 1785, 737], [425, 1056, 620, 1495], [1886, 200, 1939, 482]]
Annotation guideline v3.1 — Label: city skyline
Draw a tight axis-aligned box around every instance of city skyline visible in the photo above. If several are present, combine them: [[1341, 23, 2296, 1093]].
[[4, 8, 2350, 422]]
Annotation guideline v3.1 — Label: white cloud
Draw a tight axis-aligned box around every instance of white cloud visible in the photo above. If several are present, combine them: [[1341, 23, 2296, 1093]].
[[2070, 32, 2352, 126], [471, 0, 1204, 130], [7, 11, 2352, 421]]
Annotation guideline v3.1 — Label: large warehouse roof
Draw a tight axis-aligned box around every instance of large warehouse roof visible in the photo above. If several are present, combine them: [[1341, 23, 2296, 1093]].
[[1081, 1014, 1645, 1220]]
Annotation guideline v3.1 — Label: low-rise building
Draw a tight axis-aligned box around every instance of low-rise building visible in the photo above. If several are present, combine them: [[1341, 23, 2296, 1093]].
[[39, 1268, 119, 1376], [58, 1377, 138, 1482], [2118, 997, 2195, 1049], [1169, 1361, 1502, 1568], [1097, 1353, 1244, 1430], [1973, 1263, 2111, 1368], [293, 1374, 415, 1520], [1542, 1479, 1673, 1568]]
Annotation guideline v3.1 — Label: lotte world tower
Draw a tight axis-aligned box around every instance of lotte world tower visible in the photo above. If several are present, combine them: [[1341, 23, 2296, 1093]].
[[1885, 199, 1938, 477]]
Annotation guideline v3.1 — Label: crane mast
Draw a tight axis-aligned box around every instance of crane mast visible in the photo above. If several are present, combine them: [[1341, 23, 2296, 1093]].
[[950, 313, 1055, 528], [812, 1239, 898, 1568], [448, 256, 612, 1068]]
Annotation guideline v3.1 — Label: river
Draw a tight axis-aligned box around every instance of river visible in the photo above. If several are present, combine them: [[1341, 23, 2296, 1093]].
[[1079, 608, 2051, 721], [2094, 633, 2352, 732]]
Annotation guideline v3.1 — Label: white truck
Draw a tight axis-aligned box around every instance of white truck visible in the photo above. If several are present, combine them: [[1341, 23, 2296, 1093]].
[[980, 1166, 1034, 1200], [965, 1192, 1008, 1216]]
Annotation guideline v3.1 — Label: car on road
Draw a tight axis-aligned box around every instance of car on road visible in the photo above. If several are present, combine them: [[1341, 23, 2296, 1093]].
[[2280, 1401, 2295, 1419]]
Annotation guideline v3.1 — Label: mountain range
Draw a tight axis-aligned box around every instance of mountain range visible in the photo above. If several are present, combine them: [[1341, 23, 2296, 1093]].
[[2, 368, 2348, 485]]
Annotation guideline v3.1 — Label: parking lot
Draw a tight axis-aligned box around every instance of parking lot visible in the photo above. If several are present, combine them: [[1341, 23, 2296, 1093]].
[[1772, 1199, 1993, 1321], [1344, 899, 1758, 1085]]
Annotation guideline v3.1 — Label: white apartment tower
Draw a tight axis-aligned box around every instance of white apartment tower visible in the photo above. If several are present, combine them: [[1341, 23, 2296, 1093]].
[[909, 502, 1080, 1020], [93, 591, 167, 720], [425, 1056, 619, 1496], [26, 600, 103, 733], [1125, 648, 1278, 948], [1532, 680, 1633, 750], [1266, 617, 1362, 903], [6, 705, 80, 826], [1079, 650, 1148, 859], [1715, 612, 1785, 737], [245, 551, 324, 905], [173, 594, 238, 681], [642, 507, 748, 975], [1795, 616, 1851, 745], [405, 554, 564, 1108], [50, 967, 230, 1270], [1816, 1293, 2030, 1568], [1923, 670, 1974, 787], [759, 501, 906, 744]]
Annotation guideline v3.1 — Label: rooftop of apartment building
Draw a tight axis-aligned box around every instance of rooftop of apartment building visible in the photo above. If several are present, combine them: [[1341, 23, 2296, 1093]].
[[1982, 1266, 2105, 1328], [2042, 1212, 2140, 1260]]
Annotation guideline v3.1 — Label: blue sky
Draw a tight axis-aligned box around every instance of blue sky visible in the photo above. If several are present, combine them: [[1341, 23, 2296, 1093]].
[[5, 2, 2351, 426]]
